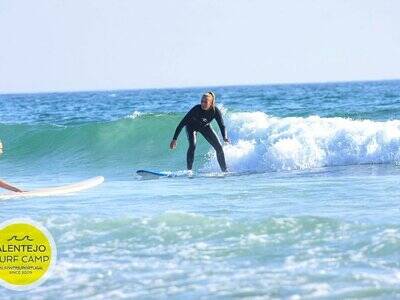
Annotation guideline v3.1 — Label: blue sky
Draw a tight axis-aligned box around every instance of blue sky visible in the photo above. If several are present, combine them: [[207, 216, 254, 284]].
[[1, 0, 399, 93]]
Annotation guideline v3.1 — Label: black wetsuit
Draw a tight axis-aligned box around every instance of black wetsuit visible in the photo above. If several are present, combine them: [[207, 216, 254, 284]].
[[172, 105, 227, 172]]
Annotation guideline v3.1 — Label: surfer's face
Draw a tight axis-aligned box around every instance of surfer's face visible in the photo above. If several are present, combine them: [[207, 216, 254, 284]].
[[201, 95, 213, 110]]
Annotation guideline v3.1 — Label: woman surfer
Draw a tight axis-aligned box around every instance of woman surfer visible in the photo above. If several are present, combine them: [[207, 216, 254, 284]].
[[170, 92, 229, 172]]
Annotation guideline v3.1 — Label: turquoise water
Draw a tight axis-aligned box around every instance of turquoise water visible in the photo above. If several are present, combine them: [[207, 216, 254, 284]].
[[1, 80, 400, 298]]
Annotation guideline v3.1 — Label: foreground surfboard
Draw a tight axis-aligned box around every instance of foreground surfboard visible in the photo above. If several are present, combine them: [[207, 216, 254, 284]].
[[0, 176, 104, 200]]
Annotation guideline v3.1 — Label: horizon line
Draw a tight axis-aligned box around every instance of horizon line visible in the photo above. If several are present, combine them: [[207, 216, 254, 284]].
[[1, 77, 399, 96]]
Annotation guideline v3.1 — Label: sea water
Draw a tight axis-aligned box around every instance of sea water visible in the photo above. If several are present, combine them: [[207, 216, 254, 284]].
[[1, 80, 400, 298]]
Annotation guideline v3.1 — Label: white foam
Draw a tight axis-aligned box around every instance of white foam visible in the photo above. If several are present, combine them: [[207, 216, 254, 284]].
[[126, 111, 142, 119], [205, 112, 400, 172]]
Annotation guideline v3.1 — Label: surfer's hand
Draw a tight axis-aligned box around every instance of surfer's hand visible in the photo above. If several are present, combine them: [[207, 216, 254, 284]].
[[223, 138, 230, 144], [170, 139, 177, 149], [10, 186, 24, 193]]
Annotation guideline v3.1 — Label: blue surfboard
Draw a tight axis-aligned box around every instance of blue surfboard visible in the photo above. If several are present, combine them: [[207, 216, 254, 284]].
[[136, 169, 170, 179]]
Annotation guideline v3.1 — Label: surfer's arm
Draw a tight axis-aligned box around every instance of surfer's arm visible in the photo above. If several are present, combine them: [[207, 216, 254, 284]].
[[172, 118, 186, 140], [0, 179, 23, 193], [215, 108, 228, 142], [172, 107, 195, 140]]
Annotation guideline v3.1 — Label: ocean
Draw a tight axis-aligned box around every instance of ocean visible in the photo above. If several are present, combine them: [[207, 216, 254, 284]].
[[1, 80, 400, 299]]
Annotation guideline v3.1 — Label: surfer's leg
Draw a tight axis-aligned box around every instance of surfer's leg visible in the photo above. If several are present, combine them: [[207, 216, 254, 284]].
[[200, 126, 227, 172], [185, 126, 197, 170]]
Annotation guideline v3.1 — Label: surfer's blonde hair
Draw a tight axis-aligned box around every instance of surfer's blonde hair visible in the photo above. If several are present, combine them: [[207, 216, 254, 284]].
[[202, 91, 216, 109]]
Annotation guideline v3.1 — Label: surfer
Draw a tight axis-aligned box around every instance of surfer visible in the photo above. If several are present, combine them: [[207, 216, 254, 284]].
[[170, 91, 230, 172], [0, 140, 23, 192]]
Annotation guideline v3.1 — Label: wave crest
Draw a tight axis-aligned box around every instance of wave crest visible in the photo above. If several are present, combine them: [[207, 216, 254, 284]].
[[206, 112, 400, 172]]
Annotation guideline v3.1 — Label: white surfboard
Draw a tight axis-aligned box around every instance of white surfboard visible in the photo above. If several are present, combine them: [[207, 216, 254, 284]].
[[0, 176, 104, 200]]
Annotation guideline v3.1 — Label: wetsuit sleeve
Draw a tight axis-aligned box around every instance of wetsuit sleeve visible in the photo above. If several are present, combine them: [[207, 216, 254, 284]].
[[214, 107, 227, 140], [172, 107, 195, 140]]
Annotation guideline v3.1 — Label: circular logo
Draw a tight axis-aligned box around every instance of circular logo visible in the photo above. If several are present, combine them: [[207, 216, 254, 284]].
[[0, 218, 57, 290]]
